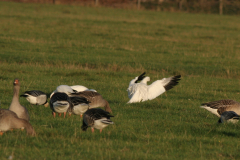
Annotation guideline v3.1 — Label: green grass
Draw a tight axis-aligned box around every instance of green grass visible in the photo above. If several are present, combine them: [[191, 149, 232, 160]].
[[0, 1, 240, 159]]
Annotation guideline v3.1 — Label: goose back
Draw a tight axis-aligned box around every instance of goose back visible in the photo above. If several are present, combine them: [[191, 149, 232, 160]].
[[20, 90, 48, 106], [71, 91, 112, 113], [81, 108, 114, 131], [0, 109, 35, 136], [201, 99, 240, 116], [50, 92, 73, 114]]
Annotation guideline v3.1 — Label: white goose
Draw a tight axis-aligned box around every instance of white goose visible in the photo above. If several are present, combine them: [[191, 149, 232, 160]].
[[0, 109, 36, 136], [50, 92, 73, 118], [127, 72, 181, 103], [200, 99, 240, 117], [81, 108, 114, 133], [9, 79, 30, 121], [50, 85, 77, 98], [69, 96, 90, 118], [70, 85, 97, 93], [20, 90, 49, 107], [218, 111, 240, 123]]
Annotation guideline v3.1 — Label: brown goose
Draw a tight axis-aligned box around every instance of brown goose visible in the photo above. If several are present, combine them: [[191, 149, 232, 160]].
[[200, 99, 240, 117], [0, 109, 35, 136], [9, 79, 30, 121], [81, 108, 114, 133], [70, 91, 112, 113]]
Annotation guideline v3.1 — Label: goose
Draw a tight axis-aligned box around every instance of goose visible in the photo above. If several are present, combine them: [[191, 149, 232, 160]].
[[20, 90, 49, 107], [81, 108, 114, 133], [70, 91, 112, 113], [9, 79, 30, 121], [50, 85, 77, 98], [69, 96, 90, 118], [70, 85, 97, 93], [0, 109, 35, 136], [218, 111, 240, 123], [200, 99, 240, 117], [127, 72, 181, 103], [50, 92, 73, 118]]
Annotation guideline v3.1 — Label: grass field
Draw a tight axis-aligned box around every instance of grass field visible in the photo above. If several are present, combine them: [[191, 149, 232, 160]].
[[0, 1, 240, 159]]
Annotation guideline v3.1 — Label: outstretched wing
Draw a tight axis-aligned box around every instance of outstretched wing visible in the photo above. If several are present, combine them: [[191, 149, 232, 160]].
[[147, 75, 181, 100]]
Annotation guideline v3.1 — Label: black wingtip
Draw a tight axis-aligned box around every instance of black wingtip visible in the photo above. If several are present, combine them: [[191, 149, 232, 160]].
[[20, 94, 27, 97], [164, 75, 181, 91], [135, 72, 146, 83]]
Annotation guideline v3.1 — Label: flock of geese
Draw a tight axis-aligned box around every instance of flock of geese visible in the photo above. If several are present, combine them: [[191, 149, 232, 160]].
[[0, 72, 239, 136]]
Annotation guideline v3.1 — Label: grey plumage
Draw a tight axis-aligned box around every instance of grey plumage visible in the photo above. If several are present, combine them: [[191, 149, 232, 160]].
[[69, 96, 90, 117], [20, 90, 48, 107], [201, 99, 240, 117], [70, 91, 112, 113], [9, 78, 30, 121], [50, 92, 73, 118], [218, 111, 240, 123], [0, 109, 35, 136], [81, 108, 114, 133]]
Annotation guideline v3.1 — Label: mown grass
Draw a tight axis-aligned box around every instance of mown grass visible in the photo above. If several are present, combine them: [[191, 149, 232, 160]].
[[0, 1, 240, 159]]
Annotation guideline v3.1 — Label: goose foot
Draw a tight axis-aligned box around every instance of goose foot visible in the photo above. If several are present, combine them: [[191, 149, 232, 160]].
[[53, 112, 56, 118], [91, 128, 94, 133], [58, 113, 61, 117], [0, 132, 3, 136]]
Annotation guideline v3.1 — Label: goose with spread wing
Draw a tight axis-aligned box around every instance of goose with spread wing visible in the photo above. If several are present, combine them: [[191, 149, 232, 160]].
[[81, 108, 114, 133], [20, 90, 49, 107], [127, 72, 181, 103]]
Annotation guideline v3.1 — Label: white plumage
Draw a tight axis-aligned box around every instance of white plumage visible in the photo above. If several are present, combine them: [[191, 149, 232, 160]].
[[20, 90, 48, 107], [50, 85, 97, 98], [70, 85, 97, 93], [50, 85, 77, 98], [69, 96, 90, 118], [127, 72, 181, 103]]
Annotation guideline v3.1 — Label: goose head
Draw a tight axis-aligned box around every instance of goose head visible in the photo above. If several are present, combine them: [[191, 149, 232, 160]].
[[13, 79, 20, 86], [141, 76, 150, 83]]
